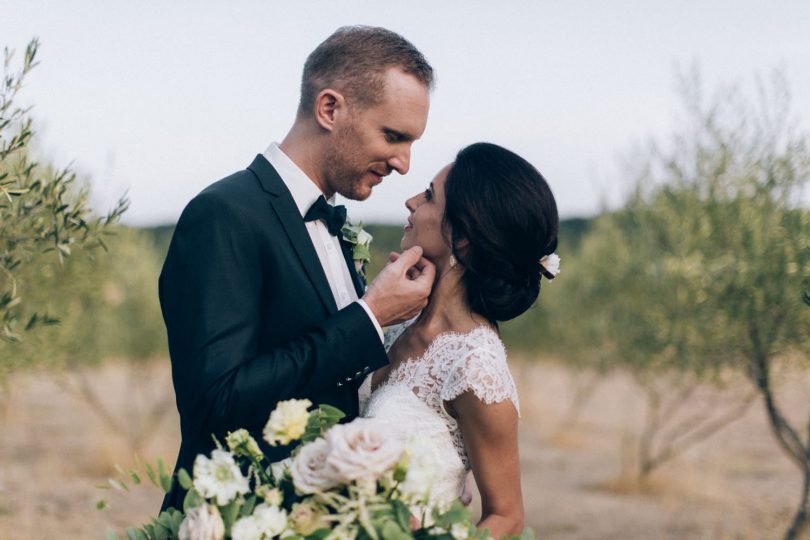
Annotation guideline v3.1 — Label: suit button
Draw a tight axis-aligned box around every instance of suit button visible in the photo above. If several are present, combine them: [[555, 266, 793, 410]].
[[337, 381, 344, 387]]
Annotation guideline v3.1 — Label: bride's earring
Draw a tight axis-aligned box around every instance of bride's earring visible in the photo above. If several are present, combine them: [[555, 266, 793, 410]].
[[449, 254, 457, 268]]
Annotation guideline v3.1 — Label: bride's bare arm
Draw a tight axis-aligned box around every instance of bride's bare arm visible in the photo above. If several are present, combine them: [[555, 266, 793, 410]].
[[450, 392, 524, 539]]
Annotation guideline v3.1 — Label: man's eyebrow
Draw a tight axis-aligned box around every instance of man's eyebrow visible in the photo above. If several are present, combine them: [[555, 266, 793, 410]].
[[383, 127, 415, 142]]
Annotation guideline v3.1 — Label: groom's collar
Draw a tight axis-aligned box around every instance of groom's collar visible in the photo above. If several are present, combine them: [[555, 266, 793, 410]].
[[261, 143, 336, 218]]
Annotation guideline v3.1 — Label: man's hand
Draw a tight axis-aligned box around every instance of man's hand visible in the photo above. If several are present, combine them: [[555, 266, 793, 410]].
[[363, 246, 435, 327]]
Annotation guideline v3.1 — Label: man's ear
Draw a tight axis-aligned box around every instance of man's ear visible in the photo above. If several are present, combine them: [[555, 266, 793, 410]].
[[314, 89, 346, 132]]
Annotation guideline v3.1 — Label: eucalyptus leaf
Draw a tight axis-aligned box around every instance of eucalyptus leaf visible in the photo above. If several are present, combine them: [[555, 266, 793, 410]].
[[177, 468, 192, 490]]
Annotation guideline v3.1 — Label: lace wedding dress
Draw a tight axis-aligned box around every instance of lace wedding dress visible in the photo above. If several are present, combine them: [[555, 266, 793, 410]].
[[358, 321, 520, 504]]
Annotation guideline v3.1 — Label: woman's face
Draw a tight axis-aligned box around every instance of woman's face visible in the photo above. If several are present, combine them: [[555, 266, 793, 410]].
[[401, 163, 453, 263]]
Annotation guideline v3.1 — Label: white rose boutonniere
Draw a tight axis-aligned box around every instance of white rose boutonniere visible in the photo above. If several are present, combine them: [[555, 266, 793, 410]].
[[341, 222, 373, 277]]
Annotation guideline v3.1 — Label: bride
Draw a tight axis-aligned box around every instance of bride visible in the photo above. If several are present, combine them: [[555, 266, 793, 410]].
[[359, 142, 559, 539]]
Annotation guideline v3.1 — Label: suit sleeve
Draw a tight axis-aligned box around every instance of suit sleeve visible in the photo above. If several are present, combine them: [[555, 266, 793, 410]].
[[159, 192, 388, 439]]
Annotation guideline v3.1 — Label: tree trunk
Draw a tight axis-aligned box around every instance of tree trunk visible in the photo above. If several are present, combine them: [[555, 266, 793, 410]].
[[784, 467, 810, 540], [747, 348, 810, 540]]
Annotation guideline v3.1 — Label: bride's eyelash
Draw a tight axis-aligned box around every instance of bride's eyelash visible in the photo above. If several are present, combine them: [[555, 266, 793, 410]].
[[424, 188, 433, 201]]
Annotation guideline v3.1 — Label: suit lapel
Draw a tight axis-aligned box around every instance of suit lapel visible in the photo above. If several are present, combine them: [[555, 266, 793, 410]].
[[339, 238, 367, 297], [248, 155, 338, 314]]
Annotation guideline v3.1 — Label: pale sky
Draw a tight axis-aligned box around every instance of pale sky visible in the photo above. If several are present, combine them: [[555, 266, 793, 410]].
[[4, 1, 810, 226]]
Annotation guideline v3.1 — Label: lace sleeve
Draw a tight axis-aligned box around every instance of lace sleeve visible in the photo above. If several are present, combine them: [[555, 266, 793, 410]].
[[440, 345, 520, 416]]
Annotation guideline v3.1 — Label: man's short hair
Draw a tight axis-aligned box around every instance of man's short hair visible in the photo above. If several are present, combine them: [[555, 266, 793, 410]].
[[298, 26, 434, 117]]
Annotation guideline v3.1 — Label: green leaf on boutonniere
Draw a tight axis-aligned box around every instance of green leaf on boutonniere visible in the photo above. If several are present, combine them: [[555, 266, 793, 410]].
[[341, 222, 373, 265]]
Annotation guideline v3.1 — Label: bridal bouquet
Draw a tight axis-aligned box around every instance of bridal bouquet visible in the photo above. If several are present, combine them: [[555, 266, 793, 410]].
[[111, 399, 523, 540]]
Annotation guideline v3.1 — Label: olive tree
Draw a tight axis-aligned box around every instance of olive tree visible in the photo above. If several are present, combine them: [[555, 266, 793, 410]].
[[1, 38, 127, 343], [567, 71, 809, 538]]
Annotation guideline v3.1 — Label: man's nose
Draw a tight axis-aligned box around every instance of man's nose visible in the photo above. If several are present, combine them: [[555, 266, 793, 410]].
[[388, 145, 411, 175]]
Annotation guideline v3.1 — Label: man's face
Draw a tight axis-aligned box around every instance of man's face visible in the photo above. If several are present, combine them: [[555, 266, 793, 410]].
[[324, 67, 430, 201]]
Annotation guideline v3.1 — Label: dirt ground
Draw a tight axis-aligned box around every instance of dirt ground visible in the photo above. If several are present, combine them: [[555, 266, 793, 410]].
[[0, 359, 806, 539]]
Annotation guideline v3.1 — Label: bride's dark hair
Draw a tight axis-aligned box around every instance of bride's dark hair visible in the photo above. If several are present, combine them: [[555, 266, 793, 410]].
[[444, 142, 559, 323]]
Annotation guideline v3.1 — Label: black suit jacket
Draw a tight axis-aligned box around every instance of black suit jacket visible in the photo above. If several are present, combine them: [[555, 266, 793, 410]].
[[158, 155, 388, 510]]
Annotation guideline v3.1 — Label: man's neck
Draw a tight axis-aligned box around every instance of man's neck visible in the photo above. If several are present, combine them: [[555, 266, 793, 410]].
[[279, 130, 332, 198]]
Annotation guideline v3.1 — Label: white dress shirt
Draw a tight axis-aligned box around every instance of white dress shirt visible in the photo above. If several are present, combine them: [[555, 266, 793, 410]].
[[263, 143, 384, 342]]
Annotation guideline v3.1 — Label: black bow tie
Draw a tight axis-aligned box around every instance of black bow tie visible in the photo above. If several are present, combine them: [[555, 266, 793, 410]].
[[304, 195, 347, 236]]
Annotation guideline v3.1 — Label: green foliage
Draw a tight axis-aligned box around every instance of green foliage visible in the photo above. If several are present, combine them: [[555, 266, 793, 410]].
[[302, 403, 347, 444], [1, 38, 127, 342], [0, 226, 167, 379], [541, 71, 809, 378]]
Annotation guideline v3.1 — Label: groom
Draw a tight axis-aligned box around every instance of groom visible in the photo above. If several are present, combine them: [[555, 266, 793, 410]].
[[159, 26, 435, 510]]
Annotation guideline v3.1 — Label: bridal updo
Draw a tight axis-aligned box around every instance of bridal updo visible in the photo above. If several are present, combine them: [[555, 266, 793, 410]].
[[445, 142, 559, 323]]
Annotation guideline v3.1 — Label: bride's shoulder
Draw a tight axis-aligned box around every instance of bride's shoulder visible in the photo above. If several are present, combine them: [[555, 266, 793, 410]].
[[438, 325, 519, 412], [442, 325, 506, 359]]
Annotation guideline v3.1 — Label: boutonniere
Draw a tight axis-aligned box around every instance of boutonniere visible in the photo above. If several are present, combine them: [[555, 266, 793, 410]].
[[341, 222, 373, 276]]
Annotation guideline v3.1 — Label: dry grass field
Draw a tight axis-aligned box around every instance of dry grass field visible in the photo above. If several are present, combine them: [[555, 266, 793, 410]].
[[0, 358, 806, 539]]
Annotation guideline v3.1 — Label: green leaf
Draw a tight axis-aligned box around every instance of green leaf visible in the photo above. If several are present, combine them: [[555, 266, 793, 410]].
[[128, 470, 141, 485], [125, 528, 148, 540], [96, 499, 108, 511], [239, 494, 257, 517], [319, 404, 346, 421], [305, 529, 331, 540], [433, 501, 470, 528], [157, 459, 173, 493], [182, 488, 203, 512], [220, 498, 241, 530], [145, 461, 159, 488], [380, 520, 411, 540], [104, 530, 118, 540], [168, 508, 184, 535], [391, 499, 411, 531], [177, 468, 192, 490]]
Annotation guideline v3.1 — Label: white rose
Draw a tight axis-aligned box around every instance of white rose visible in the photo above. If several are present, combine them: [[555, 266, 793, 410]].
[[325, 418, 404, 483], [263, 399, 312, 446], [290, 438, 340, 494], [192, 450, 250, 506], [230, 517, 261, 540], [356, 229, 373, 246], [178, 504, 225, 540], [253, 503, 288, 538], [289, 499, 328, 535]]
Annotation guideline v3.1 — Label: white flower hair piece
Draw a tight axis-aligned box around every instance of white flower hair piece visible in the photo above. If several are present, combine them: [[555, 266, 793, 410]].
[[539, 253, 561, 280]]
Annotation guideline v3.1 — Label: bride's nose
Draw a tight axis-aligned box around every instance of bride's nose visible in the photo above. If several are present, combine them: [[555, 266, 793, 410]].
[[405, 194, 419, 212]]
